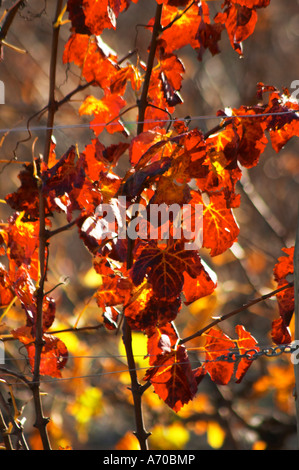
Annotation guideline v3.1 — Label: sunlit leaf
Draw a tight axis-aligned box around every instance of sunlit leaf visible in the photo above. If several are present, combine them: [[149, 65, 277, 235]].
[[143, 344, 198, 411], [203, 327, 235, 385], [271, 246, 294, 344]]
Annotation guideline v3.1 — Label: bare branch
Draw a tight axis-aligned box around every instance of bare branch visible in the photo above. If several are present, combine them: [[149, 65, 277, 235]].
[[180, 281, 294, 345]]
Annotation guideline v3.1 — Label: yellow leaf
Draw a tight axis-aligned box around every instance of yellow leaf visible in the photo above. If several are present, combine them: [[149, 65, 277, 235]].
[[149, 423, 189, 450], [81, 267, 103, 288], [68, 387, 103, 425], [207, 421, 225, 449], [79, 95, 108, 116]]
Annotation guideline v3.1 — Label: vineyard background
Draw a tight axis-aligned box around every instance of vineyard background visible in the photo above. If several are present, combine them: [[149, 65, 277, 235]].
[[0, 0, 299, 450]]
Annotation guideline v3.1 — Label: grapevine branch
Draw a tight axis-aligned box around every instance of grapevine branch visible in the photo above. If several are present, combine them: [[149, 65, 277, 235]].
[[43, 0, 64, 164], [137, 4, 163, 135], [121, 3, 163, 451]]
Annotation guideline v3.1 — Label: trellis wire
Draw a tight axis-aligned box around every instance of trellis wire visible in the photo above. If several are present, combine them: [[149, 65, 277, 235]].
[[0, 342, 295, 361], [1, 342, 298, 387], [0, 110, 297, 135]]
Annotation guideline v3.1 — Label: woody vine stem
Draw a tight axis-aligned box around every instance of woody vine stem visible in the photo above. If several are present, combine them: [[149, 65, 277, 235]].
[[121, 3, 163, 451], [33, 0, 64, 450]]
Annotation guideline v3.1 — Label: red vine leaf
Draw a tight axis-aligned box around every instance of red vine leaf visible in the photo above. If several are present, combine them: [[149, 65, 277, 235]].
[[5, 163, 41, 220], [202, 192, 240, 256], [3, 213, 42, 282], [12, 327, 68, 378], [215, 1, 270, 56], [271, 317, 291, 346], [143, 344, 198, 411], [183, 262, 217, 305], [96, 275, 132, 310], [125, 284, 182, 330], [131, 240, 208, 301], [196, 1, 224, 61], [271, 247, 294, 345], [232, 106, 268, 168], [257, 83, 299, 152], [234, 325, 259, 383], [0, 265, 14, 307], [146, 323, 179, 364], [66, 0, 139, 36], [273, 247, 295, 282]]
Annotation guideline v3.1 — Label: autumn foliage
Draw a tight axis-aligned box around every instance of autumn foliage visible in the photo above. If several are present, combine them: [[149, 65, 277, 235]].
[[0, 0, 297, 451]]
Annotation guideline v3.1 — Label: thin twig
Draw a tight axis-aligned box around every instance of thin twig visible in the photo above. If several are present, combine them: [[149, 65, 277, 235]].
[[180, 281, 294, 345], [55, 80, 96, 109], [117, 49, 137, 66], [203, 117, 233, 140], [1, 323, 104, 343], [0, 388, 29, 450], [46, 216, 82, 239], [0, 406, 13, 450], [0, 0, 24, 59], [121, 3, 164, 451]]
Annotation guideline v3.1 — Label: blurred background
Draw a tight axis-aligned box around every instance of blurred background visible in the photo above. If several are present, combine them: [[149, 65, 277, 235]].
[[0, 0, 299, 450]]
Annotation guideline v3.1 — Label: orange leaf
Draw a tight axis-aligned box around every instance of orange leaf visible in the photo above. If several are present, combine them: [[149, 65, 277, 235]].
[[79, 94, 127, 136], [271, 247, 294, 344], [202, 192, 240, 256], [150, 2, 202, 54], [183, 267, 216, 305], [271, 317, 291, 346], [235, 325, 259, 383], [5, 213, 41, 281], [12, 327, 68, 378], [0, 266, 14, 307], [215, 3, 258, 55], [203, 328, 235, 385], [273, 247, 294, 282], [63, 33, 137, 96], [96, 275, 132, 310]]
